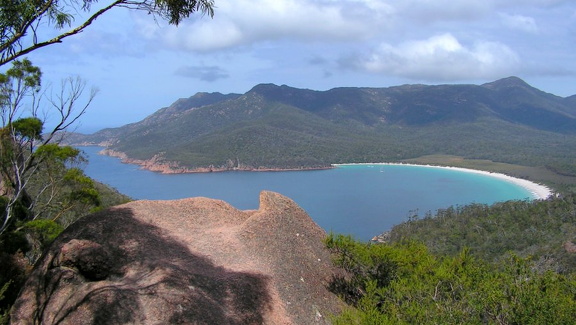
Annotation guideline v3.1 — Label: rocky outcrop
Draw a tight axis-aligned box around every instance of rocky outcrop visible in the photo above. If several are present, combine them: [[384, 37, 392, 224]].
[[11, 191, 343, 324]]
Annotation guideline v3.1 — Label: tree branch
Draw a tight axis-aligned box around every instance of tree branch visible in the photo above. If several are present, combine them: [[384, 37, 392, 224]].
[[0, 0, 56, 57], [0, 0, 125, 66]]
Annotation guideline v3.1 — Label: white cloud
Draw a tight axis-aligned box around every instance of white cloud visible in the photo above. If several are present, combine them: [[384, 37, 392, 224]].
[[134, 0, 571, 54], [135, 0, 393, 52], [131, 0, 576, 54], [354, 33, 520, 81], [499, 13, 539, 33]]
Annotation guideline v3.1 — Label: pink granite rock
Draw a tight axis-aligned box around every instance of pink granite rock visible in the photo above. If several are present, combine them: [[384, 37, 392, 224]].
[[11, 191, 343, 324]]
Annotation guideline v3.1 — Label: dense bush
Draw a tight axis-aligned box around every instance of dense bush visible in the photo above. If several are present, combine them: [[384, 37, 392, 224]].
[[325, 234, 576, 324], [389, 194, 576, 272]]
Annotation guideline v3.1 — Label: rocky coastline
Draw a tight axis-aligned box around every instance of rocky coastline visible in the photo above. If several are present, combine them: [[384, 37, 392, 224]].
[[99, 148, 333, 174], [100, 149, 196, 174]]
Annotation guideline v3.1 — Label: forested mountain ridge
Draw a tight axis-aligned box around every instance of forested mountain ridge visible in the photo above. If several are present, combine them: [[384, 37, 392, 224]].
[[69, 77, 576, 176]]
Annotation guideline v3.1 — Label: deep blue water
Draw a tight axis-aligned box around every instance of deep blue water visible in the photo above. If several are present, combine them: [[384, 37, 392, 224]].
[[79, 146, 534, 240]]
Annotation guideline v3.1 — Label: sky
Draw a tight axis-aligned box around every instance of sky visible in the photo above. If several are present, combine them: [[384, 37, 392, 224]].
[[16, 0, 576, 133]]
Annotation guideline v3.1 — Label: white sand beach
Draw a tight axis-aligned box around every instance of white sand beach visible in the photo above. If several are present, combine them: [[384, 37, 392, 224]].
[[333, 163, 553, 200]]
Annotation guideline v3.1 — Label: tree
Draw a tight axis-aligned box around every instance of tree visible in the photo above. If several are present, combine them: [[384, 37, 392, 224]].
[[0, 59, 104, 321], [0, 58, 96, 235], [325, 234, 576, 324], [0, 0, 215, 66], [0, 0, 214, 319]]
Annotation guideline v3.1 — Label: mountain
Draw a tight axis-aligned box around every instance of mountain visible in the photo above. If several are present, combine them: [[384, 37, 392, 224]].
[[481, 77, 576, 131], [70, 77, 576, 174], [563, 94, 576, 108]]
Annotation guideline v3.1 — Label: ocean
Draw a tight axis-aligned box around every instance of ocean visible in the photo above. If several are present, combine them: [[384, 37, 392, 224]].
[[79, 146, 534, 240]]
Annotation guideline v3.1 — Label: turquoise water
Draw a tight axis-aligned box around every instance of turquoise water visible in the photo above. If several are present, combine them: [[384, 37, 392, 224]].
[[79, 146, 534, 240]]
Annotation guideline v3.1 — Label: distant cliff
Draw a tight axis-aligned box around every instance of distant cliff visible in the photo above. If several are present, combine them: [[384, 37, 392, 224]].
[[68, 78, 576, 175]]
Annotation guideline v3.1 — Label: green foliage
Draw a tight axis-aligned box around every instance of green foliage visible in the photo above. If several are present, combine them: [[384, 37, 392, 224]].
[[0, 170, 126, 324], [0, 59, 99, 234], [0, 58, 41, 89], [0, 58, 129, 322], [326, 234, 576, 324], [0, 0, 207, 317], [388, 194, 576, 272], [35, 144, 80, 163], [24, 166, 103, 226], [64, 168, 101, 206], [0, 59, 41, 111], [155, 0, 215, 24], [17, 219, 64, 265], [22, 219, 64, 246], [11, 117, 43, 141]]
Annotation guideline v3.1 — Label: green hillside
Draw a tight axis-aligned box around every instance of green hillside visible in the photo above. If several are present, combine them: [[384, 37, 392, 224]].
[[326, 194, 576, 324], [70, 77, 576, 185]]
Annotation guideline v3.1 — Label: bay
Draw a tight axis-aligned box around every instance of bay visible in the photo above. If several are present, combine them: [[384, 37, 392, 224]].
[[79, 146, 534, 240]]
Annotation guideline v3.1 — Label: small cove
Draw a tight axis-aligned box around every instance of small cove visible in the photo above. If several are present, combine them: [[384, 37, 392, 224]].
[[79, 146, 536, 240]]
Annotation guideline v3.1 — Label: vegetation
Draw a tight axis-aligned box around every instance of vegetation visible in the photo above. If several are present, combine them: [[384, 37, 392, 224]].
[[0, 0, 216, 320], [2, 3, 576, 323], [326, 193, 576, 323], [325, 234, 576, 324], [74, 79, 576, 187], [0, 59, 96, 235], [388, 194, 576, 273], [403, 155, 576, 191], [0, 60, 129, 323]]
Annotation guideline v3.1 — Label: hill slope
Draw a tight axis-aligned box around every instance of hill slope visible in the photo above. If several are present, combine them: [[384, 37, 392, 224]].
[[70, 77, 576, 174]]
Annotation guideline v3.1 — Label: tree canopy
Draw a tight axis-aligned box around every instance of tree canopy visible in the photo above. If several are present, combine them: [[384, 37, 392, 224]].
[[0, 59, 97, 234]]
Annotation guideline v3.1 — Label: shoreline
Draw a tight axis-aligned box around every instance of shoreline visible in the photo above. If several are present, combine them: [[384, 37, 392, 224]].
[[92, 147, 553, 199], [99, 148, 333, 174], [333, 162, 553, 200]]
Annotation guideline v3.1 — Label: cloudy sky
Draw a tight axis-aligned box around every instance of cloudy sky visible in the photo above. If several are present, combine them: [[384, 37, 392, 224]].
[[21, 0, 576, 132]]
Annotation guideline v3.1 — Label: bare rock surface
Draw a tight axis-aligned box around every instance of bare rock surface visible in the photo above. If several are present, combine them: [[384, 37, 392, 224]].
[[11, 191, 343, 324]]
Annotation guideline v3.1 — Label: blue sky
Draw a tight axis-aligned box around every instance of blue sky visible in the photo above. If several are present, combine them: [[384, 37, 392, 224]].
[[19, 0, 576, 133]]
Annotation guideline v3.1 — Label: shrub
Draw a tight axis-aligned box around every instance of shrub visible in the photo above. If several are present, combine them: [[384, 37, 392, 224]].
[[325, 234, 576, 324]]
